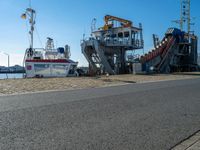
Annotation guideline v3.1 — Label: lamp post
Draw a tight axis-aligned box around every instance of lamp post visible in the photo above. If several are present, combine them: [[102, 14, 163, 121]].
[[0, 51, 10, 68], [4, 53, 10, 68]]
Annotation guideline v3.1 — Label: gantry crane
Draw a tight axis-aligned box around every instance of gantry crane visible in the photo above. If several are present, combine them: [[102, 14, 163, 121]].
[[102, 15, 133, 30]]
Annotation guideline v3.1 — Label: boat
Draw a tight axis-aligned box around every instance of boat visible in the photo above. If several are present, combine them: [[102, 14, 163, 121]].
[[21, 8, 78, 78]]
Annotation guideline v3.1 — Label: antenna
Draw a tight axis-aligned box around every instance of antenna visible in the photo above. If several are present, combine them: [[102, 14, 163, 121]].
[[83, 27, 86, 40], [91, 18, 97, 34]]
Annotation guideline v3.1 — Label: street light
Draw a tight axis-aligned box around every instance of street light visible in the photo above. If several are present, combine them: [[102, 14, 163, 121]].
[[0, 51, 10, 68]]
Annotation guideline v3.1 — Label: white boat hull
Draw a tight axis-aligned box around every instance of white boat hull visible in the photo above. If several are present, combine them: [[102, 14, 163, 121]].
[[25, 59, 78, 78]]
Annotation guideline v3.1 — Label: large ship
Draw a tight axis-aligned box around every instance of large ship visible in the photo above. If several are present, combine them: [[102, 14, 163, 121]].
[[22, 8, 78, 78]]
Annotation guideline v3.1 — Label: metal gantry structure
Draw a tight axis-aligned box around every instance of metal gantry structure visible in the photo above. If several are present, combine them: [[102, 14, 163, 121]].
[[180, 0, 191, 33], [140, 0, 198, 73], [81, 15, 144, 75], [173, 0, 191, 33], [141, 28, 198, 73]]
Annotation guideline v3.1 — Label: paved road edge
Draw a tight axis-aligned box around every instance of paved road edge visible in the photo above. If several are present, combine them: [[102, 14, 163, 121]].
[[171, 130, 200, 150]]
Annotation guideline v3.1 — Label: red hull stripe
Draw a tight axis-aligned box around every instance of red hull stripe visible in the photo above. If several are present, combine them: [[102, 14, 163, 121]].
[[26, 59, 70, 63]]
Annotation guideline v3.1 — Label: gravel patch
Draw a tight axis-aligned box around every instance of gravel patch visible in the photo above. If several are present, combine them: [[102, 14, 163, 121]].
[[0, 74, 199, 95]]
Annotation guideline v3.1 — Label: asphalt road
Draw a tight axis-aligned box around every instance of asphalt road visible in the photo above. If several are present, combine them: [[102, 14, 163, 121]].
[[1, 78, 200, 150]]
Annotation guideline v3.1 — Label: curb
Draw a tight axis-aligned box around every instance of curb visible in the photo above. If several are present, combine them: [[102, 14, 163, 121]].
[[171, 130, 200, 150]]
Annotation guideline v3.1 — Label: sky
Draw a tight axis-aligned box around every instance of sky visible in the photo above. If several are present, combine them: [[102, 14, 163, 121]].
[[0, 0, 199, 67]]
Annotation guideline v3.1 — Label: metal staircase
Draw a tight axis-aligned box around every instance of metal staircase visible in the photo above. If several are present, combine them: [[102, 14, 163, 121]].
[[81, 40, 99, 73], [157, 37, 177, 73], [93, 40, 115, 74], [81, 39, 115, 74]]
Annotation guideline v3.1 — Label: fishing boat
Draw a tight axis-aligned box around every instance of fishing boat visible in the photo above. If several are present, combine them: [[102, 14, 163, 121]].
[[22, 8, 78, 78]]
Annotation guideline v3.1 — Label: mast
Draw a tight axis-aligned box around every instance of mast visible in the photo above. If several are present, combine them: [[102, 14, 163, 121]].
[[180, 0, 183, 31], [181, 0, 191, 33], [187, 0, 191, 34], [173, 0, 192, 34], [21, 8, 36, 49], [30, 8, 35, 49]]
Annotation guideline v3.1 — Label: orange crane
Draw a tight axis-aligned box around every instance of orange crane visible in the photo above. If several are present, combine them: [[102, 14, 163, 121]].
[[102, 15, 133, 30]]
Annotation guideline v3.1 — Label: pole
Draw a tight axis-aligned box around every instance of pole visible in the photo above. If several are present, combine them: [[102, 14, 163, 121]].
[[22, 7, 36, 50], [180, 0, 183, 31], [187, 0, 191, 34], [25, 8, 35, 49], [0, 52, 10, 68], [30, 9, 34, 49], [3, 53, 10, 68], [8, 55, 10, 68]]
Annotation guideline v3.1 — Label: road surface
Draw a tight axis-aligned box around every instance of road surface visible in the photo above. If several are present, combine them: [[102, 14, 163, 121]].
[[0, 78, 200, 150]]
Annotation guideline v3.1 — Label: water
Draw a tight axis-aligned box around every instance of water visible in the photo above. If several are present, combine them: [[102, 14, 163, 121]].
[[0, 73, 24, 79]]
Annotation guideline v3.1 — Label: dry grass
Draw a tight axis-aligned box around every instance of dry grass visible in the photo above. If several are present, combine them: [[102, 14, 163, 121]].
[[0, 74, 199, 95]]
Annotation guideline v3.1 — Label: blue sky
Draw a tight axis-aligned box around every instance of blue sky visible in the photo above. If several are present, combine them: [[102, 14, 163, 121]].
[[0, 0, 199, 66]]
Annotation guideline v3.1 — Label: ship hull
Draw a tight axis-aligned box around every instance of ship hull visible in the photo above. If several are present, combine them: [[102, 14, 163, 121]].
[[25, 59, 78, 78]]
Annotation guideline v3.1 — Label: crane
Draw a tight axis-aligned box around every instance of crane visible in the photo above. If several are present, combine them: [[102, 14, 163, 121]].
[[102, 15, 133, 30]]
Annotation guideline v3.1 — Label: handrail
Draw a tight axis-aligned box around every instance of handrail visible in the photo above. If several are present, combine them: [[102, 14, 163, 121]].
[[157, 37, 176, 70]]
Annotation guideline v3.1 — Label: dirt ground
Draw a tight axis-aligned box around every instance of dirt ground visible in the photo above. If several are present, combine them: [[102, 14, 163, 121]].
[[0, 74, 200, 95]]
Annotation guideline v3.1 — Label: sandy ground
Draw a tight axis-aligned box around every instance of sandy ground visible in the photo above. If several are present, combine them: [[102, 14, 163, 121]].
[[0, 74, 200, 95]]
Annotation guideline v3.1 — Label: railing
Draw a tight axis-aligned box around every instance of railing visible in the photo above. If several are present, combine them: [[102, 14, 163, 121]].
[[101, 38, 143, 48], [81, 36, 143, 49], [141, 38, 168, 63]]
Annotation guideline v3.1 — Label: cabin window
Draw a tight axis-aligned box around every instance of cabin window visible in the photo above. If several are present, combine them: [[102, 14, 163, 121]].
[[52, 64, 66, 75], [34, 64, 50, 75], [111, 34, 117, 38], [124, 32, 130, 37], [118, 32, 123, 38]]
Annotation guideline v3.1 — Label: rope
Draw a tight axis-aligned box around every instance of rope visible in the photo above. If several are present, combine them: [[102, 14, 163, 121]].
[[25, 21, 31, 47], [35, 26, 43, 48]]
